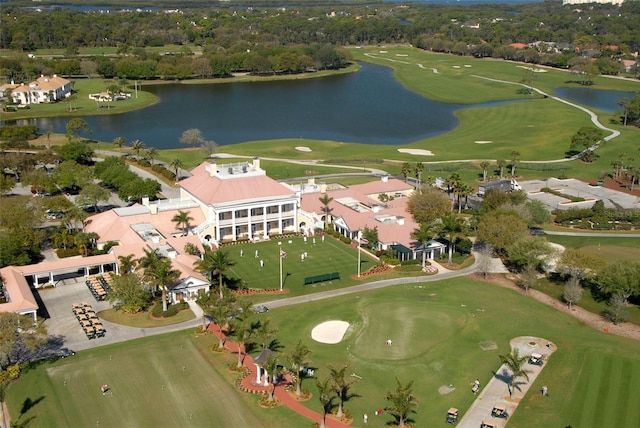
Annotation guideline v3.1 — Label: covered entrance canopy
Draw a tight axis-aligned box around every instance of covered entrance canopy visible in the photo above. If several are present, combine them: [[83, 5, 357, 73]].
[[391, 244, 413, 262]]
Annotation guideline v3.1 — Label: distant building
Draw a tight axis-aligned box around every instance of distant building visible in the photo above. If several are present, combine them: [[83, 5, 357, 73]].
[[0, 75, 71, 105]]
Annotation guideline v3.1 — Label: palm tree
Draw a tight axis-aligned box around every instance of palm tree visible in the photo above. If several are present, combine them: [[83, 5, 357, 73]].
[[316, 377, 335, 428], [479, 160, 491, 182], [232, 317, 253, 368], [170, 158, 183, 180], [117, 254, 137, 275], [143, 255, 180, 312], [499, 348, 532, 397], [385, 378, 418, 428], [288, 339, 312, 397], [446, 173, 461, 199], [455, 182, 474, 214], [130, 139, 146, 158], [264, 354, 280, 402], [318, 193, 334, 227], [208, 298, 232, 347], [411, 222, 437, 269], [138, 248, 163, 295], [256, 318, 278, 350], [145, 146, 158, 165], [401, 162, 411, 183], [510, 151, 521, 177], [414, 162, 424, 188], [496, 159, 506, 179], [328, 363, 356, 419], [171, 210, 194, 235], [439, 214, 465, 264], [112, 137, 126, 153], [193, 249, 236, 299]]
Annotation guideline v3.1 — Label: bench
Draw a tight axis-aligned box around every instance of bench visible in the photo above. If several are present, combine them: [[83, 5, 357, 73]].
[[304, 272, 340, 286]]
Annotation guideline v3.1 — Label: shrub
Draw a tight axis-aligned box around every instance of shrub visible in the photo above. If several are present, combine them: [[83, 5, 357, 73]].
[[137, 159, 151, 168], [380, 255, 400, 266], [56, 247, 81, 258]]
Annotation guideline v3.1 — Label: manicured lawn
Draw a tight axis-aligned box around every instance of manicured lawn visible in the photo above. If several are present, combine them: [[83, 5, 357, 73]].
[[98, 307, 195, 328], [222, 235, 380, 299], [8, 277, 640, 427], [265, 277, 640, 427], [6, 330, 309, 428]]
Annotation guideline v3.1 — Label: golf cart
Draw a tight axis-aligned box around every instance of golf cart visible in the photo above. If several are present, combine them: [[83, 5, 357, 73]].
[[446, 407, 458, 424], [528, 352, 544, 366], [480, 421, 496, 428], [491, 404, 509, 419]]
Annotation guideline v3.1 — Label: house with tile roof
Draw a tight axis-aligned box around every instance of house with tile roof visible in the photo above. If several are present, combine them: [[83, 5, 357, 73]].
[[298, 176, 446, 262], [1, 74, 71, 105], [179, 158, 300, 246], [0, 266, 39, 321]]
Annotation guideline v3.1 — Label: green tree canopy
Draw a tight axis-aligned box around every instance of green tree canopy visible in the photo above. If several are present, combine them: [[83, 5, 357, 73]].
[[407, 186, 452, 224]]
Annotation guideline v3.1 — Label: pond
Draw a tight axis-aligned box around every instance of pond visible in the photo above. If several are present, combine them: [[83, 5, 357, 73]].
[[553, 87, 639, 113]]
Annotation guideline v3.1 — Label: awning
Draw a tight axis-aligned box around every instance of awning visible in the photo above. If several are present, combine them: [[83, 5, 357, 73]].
[[391, 244, 412, 254]]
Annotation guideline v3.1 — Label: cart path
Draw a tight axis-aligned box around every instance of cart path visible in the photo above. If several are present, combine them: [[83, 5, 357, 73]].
[[457, 336, 556, 428]]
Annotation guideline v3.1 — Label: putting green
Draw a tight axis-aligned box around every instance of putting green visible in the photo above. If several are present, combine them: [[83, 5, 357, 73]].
[[353, 299, 467, 361]]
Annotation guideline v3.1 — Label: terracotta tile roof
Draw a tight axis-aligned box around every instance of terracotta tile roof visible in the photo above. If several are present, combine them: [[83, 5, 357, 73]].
[[180, 162, 295, 205], [0, 266, 41, 314], [33, 75, 71, 91]]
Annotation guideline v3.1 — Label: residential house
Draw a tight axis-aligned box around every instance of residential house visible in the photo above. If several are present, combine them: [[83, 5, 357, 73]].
[[3, 75, 71, 105]]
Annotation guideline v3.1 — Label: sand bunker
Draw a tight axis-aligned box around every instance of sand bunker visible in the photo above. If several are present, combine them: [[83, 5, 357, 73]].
[[439, 385, 456, 395], [311, 320, 350, 344], [295, 146, 312, 152], [474, 140, 493, 144], [397, 148, 434, 156], [479, 341, 498, 351]]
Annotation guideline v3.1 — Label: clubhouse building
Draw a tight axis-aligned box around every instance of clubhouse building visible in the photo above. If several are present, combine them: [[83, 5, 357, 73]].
[[1, 157, 442, 318]]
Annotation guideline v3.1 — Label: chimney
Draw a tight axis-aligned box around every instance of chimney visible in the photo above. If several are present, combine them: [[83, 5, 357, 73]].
[[252, 157, 260, 170], [308, 177, 316, 186], [397, 217, 405, 226], [142, 195, 150, 206], [381, 175, 389, 182], [206, 161, 217, 177], [320, 183, 327, 194], [149, 204, 158, 215]]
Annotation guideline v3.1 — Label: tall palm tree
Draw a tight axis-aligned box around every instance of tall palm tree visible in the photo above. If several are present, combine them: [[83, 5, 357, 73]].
[[232, 317, 253, 368], [143, 256, 180, 312], [264, 354, 280, 402], [171, 210, 194, 235], [117, 253, 137, 275], [455, 182, 474, 213], [138, 248, 163, 295], [479, 160, 491, 182], [318, 193, 334, 227], [499, 348, 532, 397], [256, 318, 278, 350], [439, 214, 465, 264], [446, 173, 461, 199], [316, 377, 335, 428], [112, 137, 126, 153], [130, 139, 146, 158], [411, 222, 437, 269], [385, 378, 418, 428], [510, 150, 521, 177], [288, 339, 312, 397], [208, 298, 232, 348], [414, 162, 424, 188], [401, 162, 411, 183], [145, 146, 158, 165], [170, 158, 183, 180], [328, 363, 356, 419], [193, 249, 236, 299], [496, 159, 506, 179]]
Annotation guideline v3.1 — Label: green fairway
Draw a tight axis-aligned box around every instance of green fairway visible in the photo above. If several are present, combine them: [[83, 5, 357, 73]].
[[223, 235, 379, 297], [7, 277, 640, 427], [6, 330, 309, 428]]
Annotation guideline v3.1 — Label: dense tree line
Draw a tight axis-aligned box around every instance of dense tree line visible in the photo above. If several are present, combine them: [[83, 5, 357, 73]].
[[1, 2, 639, 82]]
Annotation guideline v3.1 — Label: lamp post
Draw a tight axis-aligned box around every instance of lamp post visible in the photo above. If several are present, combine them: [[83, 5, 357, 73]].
[[278, 241, 283, 292], [357, 231, 362, 278]]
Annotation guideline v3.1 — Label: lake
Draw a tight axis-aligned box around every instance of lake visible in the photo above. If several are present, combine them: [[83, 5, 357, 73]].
[[22, 63, 473, 149]]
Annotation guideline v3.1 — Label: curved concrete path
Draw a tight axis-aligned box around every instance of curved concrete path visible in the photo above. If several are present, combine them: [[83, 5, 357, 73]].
[[457, 336, 556, 428]]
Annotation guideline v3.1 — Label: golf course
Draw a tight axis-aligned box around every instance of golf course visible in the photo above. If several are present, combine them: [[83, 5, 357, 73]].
[[7, 275, 640, 427]]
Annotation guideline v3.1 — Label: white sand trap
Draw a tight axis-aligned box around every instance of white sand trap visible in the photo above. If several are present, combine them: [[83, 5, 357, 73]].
[[517, 65, 547, 73], [311, 321, 350, 344], [439, 385, 456, 395], [398, 148, 434, 156], [474, 140, 493, 144], [295, 146, 312, 152]]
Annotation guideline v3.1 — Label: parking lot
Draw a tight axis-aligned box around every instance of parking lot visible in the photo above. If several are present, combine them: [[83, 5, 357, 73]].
[[36, 279, 200, 352], [520, 178, 640, 211]]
